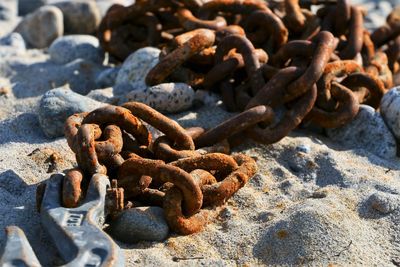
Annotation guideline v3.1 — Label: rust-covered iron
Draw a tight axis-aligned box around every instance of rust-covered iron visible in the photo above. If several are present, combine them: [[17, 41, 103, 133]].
[[28, 0, 400, 255], [60, 102, 257, 237]]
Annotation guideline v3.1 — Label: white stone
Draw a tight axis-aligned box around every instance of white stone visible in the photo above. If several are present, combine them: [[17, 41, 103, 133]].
[[115, 47, 160, 87], [14, 5, 63, 48], [381, 87, 400, 141], [125, 82, 195, 113]]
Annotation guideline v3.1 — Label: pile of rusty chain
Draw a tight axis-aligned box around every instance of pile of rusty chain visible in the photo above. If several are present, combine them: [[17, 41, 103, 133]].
[[58, 102, 257, 235], [98, 0, 399, 147]]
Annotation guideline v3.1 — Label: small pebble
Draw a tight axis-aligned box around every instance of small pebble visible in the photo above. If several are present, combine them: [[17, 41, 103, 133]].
[[125, 83, 195, 113], [295, 144, 311, 154], [52, 1, 101, 34], [381, 87, 400, 141], [368, 191, 400, 214], [116, 47, 161, 87], [0, 32, 25, 49], [219, 207, 235, 219], [0, 32, 25, 57], [49, 35, 104, 64], [38, 86, 104, 138], [326, 105, 397, 159], [108, 206, 169, 243], [95, 67, 120, 88], [14, 5, 63, 48], [18, 0, 46, 16], [287, 152, 317, 182]]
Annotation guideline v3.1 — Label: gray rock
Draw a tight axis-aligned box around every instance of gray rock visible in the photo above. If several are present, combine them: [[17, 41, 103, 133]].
[[95, 67, 120, 88], [326, 105, 397, 159], [116, 47, 160, 87], [86, 87, 116, 104], [52, 1, 100, 34], [381, 87, 400, 141], [0, 32, 25, 49], [108, 206, 169, 243], [0, 0, 17, 21], [38, 86, 104, 138], [125, 83, 195, 113], [0, 32, 25, 57], [295, 144, 311, 154], [287, 152, 317, 182], [367, 191, 400, 214], [14, 5, 63, 48], [18, 0, 46, 16], [49, 35, 104, 64]]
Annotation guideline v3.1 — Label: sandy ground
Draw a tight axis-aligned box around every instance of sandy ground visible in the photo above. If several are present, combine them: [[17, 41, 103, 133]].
[[0, 1, 399, 265], [0, 100, 399, 266]]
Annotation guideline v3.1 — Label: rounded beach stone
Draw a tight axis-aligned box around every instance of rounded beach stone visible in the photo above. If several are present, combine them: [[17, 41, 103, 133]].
[[14, 5, 63, 48], [381, 87, 400, 141], [326, 105, 397, 159], [125, 83, 195, 113], [0, 32, 25, 57], [38, 86, 104, 138], [0, 32, 25, 49], [49, 35, 104, 64], [116, 47, 160, 86], [367, 191, 400, 214], [52, 0, 101, 34], [108, 206, 169, 243]]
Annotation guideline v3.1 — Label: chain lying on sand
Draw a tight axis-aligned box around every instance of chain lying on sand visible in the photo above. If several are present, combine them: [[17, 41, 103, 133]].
[[59, 101, 257, 235], [4, 0, 399, 266], [98, 0, 396, 147]]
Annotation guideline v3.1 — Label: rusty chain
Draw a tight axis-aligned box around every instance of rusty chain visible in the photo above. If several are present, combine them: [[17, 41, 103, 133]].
[[32, 0, 400, 245], [35, 102, 258, 237]]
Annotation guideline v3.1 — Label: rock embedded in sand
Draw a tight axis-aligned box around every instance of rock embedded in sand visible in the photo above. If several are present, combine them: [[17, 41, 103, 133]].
[[125, 82, 195, 113], [49, 35, 104, 64], [0, 32, 25, 49], [51, 0, 100, 35], [381, 87, 400, 141], [38, 86, 104, 138], [116, 47, 161, 87], [14, 5, 63, 48], [0, 32, 25, 57], [326, 105, 397, 159], [108, 206, 169, 243], [367, 191, 400, 214]]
